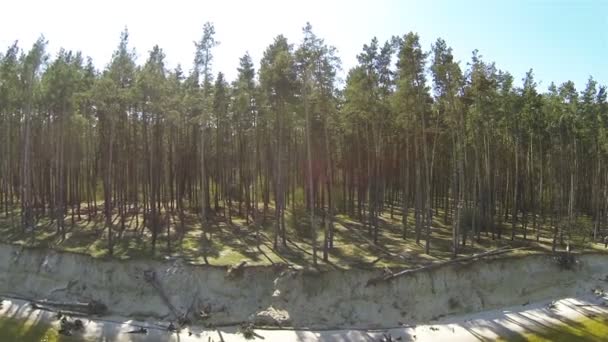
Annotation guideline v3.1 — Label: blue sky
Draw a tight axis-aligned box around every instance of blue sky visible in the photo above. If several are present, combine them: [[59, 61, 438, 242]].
[[1, 0, 606, 91]]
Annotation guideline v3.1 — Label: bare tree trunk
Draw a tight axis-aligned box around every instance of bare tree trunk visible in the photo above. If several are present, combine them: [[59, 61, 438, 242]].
[[402, 136, 409, 240], [104, 120, 115, 256], [323, 119, 334, 261], [537, 142, 543, 242], [421, 113, 432, 254], [200, 123, 207, 230], [511, 141, 518, 241], [22, 96, 33, 233], [451, 136, 459, 257], [304, 72, 317, 265]]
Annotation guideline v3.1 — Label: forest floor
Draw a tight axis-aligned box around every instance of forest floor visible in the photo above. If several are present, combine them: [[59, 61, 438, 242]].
[[0, 203, 606, 268]]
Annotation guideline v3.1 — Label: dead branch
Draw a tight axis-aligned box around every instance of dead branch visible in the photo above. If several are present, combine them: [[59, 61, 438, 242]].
[[366, 247, 524, 286], [143, 270, 181, 320], [226, 260, 248, 278], [30, 299, 107, 315]]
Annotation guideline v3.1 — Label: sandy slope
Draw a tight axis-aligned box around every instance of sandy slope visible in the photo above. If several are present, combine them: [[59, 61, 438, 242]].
[[2, 243, 608, 340], [2, 242, 608, 329]]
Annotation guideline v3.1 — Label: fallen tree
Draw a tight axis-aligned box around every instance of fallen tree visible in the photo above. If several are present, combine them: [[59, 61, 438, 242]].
[[366, 247, 525, 286], [30, 299, 107, 316], [143, 270, 181, 320], [226, 260, 248, 278]]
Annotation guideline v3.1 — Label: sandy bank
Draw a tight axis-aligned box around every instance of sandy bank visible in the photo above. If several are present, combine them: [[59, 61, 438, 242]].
[[0, 242, 607, 329]]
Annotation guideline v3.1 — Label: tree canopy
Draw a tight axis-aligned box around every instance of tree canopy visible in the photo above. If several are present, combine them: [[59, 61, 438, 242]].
[[0, 23, 606, 265]]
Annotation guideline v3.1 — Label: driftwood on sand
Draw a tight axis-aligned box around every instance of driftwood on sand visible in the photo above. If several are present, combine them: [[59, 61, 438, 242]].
[[31, 299, 107, 315]]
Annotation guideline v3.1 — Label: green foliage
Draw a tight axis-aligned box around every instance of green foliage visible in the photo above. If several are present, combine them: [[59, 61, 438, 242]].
[[0, 23, 607, 266], [0, 316, 61, 342]]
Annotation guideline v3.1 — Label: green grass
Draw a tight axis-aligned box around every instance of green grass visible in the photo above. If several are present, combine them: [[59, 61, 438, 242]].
[[497, 316, 608, 342], [0, 202, 605, 269], [0, 316, 66, 342]]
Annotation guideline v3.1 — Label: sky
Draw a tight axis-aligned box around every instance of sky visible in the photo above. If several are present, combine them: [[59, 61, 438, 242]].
[[0, 0, 606, 91]]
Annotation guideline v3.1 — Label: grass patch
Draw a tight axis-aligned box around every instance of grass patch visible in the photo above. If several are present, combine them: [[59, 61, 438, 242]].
[[0, 316, 68, 342], [0, 201, 606, 269], [498, 316, 608, 342]]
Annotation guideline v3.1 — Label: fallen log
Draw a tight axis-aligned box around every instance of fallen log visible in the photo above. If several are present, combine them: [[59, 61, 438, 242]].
[[30, 299, 107, 315], [575, 303, 608, 307], [366, 247, 525, 286], [30, 303, 89, 318], [143, 270, 181, 320], [226, 260, 248, 278]]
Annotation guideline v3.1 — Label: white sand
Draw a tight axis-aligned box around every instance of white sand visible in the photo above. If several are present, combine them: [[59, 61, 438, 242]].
[[1, 295, 606, 341]]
